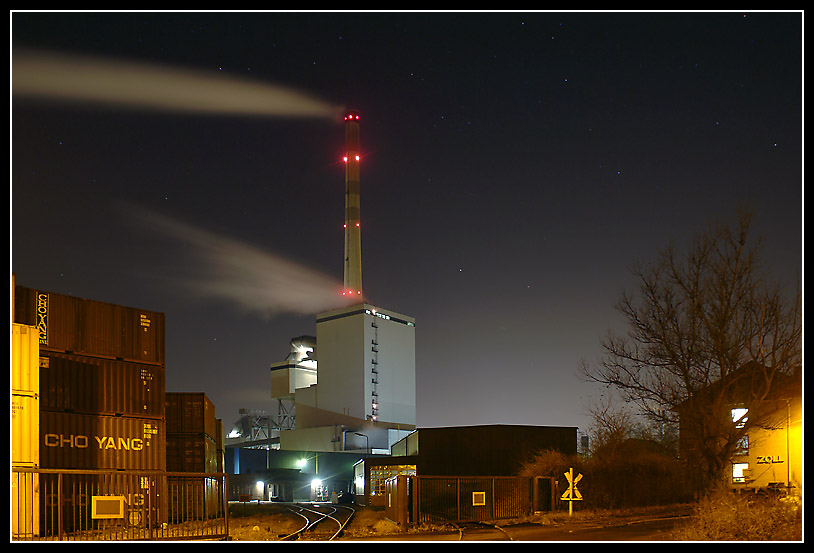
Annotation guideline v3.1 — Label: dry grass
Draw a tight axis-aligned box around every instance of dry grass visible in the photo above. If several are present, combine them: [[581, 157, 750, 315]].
[[227, 503, 304, 541], [672, 490, 802, 541]]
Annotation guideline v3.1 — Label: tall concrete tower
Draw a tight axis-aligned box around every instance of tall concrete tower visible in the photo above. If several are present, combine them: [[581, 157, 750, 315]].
[[343, 110, 363, 298]]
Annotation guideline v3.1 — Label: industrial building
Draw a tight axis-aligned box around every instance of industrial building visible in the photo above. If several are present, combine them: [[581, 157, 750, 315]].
[[12, 108, 583, 536], [227, 110, 418, 501], [223, 110, 581, 507], [353, 424, 578, 506]]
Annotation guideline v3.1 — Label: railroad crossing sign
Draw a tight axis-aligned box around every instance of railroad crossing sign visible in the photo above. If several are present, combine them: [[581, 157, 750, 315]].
[[561, 468, 583, 516]]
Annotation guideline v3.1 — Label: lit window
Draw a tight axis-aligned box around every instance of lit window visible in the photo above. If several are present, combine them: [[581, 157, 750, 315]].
[[731, 408, 749, 428], [732, 463, 750, 483]]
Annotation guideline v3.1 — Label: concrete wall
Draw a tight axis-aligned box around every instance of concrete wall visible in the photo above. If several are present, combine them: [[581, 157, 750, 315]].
[[316, 304, 415, 426]]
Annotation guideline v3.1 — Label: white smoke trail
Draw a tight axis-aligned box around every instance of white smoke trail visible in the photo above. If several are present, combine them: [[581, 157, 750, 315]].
[[12, 49, 343, 119], [126, 205, 353, 318]]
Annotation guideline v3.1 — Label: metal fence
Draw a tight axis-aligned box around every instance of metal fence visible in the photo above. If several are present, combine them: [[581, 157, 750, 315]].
[[11, 467, 229, 541], [385, 475, 556, 528]]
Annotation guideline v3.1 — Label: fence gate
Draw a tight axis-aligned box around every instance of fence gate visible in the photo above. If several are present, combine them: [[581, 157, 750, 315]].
[[385, 475, 556, 528], [12, 467, 229, 541]]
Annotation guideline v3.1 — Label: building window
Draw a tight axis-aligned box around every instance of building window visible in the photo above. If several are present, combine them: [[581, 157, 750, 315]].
[[732, 463, 750, 483], [734, 435, 749, 456], [731, 407, 749, 428], [369, 465, 416, 496]]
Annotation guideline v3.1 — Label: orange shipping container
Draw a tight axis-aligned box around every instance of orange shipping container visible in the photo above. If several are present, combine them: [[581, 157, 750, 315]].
[[12, 323, 39, 393], [12, 323, 39, 467]]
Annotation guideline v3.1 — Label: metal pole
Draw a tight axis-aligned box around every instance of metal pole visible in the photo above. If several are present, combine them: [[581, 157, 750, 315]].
[[57, 472, 64, 540], [457, 478, 461, 522]]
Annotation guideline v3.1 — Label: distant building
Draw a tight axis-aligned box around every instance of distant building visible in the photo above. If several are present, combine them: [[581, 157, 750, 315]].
[[676, 364, 802, 494], [354, 424, 578, 506]]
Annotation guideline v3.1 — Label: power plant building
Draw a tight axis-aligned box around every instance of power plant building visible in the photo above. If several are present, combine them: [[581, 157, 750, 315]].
[[265, 110, 416, 453], [266, 303, 416, 451], [313, 303, 416, 426], [228, 110, 417, 500]]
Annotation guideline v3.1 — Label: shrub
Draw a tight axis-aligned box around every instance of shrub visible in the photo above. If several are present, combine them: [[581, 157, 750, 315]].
[[673, 489, 802, 541], [519, 440, 694, 510], [583, 440, 692, 509], [517, 448, 581, 480]]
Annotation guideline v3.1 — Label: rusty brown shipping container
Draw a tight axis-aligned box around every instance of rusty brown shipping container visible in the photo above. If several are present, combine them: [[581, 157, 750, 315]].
[[14, 286, 165, 365], [36, 470, 167, 536], [165, 393, 216, 440], [39, 353, 165, 419], [40, 411, 166, 471], [214, 419, 224, 473], [166, 434, 217, 473]]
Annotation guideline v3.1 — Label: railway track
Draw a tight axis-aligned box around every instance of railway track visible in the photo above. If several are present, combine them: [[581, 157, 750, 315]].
[[279, 503, 356, 541]]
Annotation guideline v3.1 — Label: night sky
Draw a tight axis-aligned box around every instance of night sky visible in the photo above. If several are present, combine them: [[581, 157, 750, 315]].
[[11, 11, 803, 435]]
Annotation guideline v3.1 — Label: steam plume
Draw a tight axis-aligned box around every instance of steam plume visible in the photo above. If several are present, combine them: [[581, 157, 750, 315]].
[[12, 49, 343, 119], [126, 205, 352, 317]]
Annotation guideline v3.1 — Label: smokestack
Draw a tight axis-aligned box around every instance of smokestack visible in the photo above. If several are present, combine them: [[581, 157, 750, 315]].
[[343, 110, 362, 298]]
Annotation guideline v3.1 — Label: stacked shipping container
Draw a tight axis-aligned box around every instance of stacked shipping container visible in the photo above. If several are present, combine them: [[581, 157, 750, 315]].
[[13, 285, 167, 534], [14, 285, 167, 471], [12, 322, 41, 538], [165, 393, 218, 472], [165, 393, 222, 520]]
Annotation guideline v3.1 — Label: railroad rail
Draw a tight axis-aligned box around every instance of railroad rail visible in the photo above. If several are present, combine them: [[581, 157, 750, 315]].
[[279, 503, 355, 541]]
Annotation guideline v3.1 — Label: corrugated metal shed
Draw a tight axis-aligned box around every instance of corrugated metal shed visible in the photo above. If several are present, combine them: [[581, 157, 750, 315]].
[[394, 425, 578, 476]]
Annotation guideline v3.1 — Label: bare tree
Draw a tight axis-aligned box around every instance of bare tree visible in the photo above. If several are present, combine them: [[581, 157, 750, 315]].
[[583, 392, 637, 457], [581, 211, 801, 490]]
